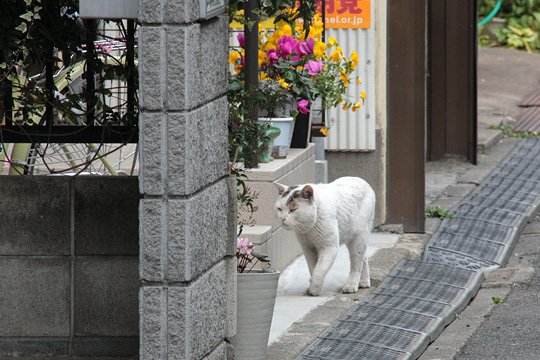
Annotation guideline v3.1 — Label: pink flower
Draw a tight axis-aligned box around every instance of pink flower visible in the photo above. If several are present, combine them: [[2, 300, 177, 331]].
[[294, 38, 315, 56], [306, 60, 323, 76], [298, 99, 310, 114], [237, 33, 245, 48], [277, 36, 297, 58], [266, 49, 279, 65], [236, 237, 253, 256]]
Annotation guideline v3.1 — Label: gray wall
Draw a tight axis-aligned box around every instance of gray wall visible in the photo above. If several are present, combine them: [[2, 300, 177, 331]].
[[138, 2, 236, 359], [0, 176, 139, 358], [327, 129, 385, 226]]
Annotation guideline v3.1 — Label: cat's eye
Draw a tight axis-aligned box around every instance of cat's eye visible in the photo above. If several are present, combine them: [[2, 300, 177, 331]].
[[289, 208, 296, 213], [277, 207, 282, 211]]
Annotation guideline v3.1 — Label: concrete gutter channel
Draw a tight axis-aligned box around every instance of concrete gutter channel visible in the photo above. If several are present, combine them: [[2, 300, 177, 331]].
[[266, 137, 539, 360]]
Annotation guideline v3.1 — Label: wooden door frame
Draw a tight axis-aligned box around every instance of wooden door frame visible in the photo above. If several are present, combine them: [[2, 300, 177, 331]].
[[387, 0, 427, 233]]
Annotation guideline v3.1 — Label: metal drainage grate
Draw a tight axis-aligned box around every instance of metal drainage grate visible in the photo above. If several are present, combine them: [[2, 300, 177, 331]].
[[466, 194, 537, 220], [427, 231, 505, 263], [424, 247, 500, 271], [451, 203, 528, 230], [363, 293, 453, 319], [297, 260, 483, 360], [390, 258, 482, 289], [494, 161, 540, 180], [424, 139, 540, 270], [322, 321, 429, 357], [437, 217, 518, 244], [298, 338, 410, 360], [343, 305, 442, 339]]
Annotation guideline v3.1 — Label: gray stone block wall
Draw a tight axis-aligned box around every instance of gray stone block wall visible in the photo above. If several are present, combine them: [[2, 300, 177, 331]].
[[138, 2, 235, 359], [0, 176, 139, 358]]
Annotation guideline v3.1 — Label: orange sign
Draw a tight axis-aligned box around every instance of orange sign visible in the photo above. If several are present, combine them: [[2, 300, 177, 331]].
[[323, 0, 371, 29]]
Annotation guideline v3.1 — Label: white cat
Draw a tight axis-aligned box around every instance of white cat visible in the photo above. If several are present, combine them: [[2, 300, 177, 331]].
[[274, 177, 375, 296]]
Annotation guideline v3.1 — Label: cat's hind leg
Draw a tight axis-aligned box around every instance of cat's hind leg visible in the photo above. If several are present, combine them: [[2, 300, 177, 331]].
[[359, 255, 370, 288], [343, 233, 370, 293]]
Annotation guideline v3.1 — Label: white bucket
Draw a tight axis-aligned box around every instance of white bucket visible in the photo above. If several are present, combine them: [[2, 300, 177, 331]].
[[258, 117, 295, 158]]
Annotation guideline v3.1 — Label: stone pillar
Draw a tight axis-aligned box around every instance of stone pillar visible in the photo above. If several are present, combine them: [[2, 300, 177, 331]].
[[138, 2, 236, 359]]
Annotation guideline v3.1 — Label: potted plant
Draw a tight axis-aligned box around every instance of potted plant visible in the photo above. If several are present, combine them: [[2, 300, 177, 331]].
[[230, 237, 279, 360], [229, 11, 365, 150]]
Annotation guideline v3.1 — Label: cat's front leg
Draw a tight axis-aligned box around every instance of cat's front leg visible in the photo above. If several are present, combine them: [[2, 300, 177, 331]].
[[306, 245, 338, 296]]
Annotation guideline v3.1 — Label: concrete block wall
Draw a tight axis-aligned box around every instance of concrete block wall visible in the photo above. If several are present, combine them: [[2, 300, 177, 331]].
[[0, 176, 139, 358], [138, 2, 236, 359]]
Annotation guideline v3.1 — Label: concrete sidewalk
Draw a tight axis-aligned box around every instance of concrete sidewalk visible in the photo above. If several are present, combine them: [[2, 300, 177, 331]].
[[267, 47, 540, 359], [269, 233, 399, 344]]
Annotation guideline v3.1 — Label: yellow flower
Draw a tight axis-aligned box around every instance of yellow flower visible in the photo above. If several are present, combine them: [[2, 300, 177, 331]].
[[350, 51, 359, 67], [280, 23, 293, 36], [314, 41, 326, 59], [278, 78, 289, 89], [360, 91, 367, 100], [328, 37, 337, 47], [258, 50, 266, 67], [336, 98, 343, 104], [259, 72, 269, 80], [331, 47, 342, 62], [340, 69, 350, 87], [356, 77, 363, 85], [342, 103, 350, 111], [320, 127, 329, 136], [234, 64, 243, 74], [228, 51, 241, 65], [352, 102, 362, 112]]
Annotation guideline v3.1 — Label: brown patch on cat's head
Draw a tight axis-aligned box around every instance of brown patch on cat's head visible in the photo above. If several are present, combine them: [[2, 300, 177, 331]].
[[286, 185, 313, 205], [282, 185, 299, 198]]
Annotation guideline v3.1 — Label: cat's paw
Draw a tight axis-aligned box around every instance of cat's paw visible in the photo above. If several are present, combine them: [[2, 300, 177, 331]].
[[359, 279, 371, 288], [306, 285, 321, 296], [342, 284, 358, 293]]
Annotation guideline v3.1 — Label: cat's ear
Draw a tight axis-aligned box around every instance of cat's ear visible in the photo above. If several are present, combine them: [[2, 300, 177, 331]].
[[274, 182, 288, 195], [301, 185, 314, 201]]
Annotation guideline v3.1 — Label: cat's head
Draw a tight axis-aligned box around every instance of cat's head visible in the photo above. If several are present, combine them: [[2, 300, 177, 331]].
[[273, 183, 317, 232]]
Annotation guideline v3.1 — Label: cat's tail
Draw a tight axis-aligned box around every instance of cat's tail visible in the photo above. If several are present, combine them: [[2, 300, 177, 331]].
[[369, 194, 375, 231]]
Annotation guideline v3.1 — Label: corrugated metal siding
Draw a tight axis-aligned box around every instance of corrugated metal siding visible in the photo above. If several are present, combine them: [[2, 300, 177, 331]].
[[325, 25, 376, 151]]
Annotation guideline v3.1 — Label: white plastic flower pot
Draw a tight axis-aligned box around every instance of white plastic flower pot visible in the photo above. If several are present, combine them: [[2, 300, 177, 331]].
[[258, 117, 295, 159], [230, 270, 280, 360]]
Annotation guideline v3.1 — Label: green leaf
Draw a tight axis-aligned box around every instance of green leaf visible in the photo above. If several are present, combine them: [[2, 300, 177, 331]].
[[19, 12, 32, 21], [283, 70, 296, 81], [229, 80, 243, 91], [15, 23, 28, 33]]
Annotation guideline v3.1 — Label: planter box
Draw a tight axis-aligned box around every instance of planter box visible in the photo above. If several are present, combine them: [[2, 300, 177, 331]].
[[240, 145, 315, 271]]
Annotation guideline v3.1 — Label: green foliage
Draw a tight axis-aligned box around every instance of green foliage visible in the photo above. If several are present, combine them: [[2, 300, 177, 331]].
[[492, 296, 504, 304], [425, 206, 454, 219], [478, 0, 540, 52], [228, 0, 318, 36], [1, 1, 139, 128], [489, 122, 540, 138]]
